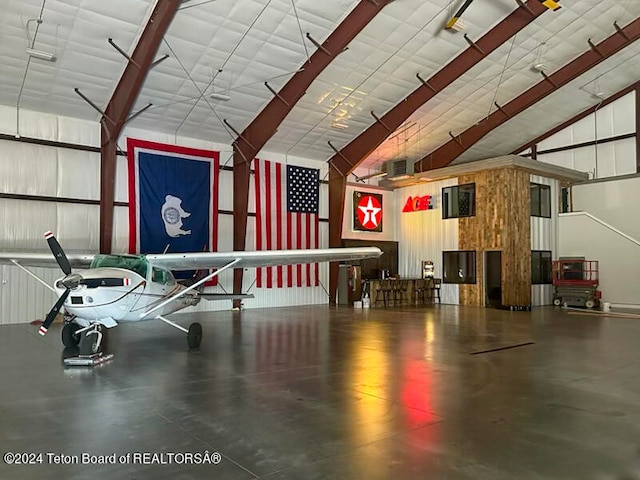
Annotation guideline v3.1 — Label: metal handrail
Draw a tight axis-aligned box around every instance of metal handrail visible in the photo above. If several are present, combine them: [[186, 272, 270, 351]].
[[560, 211, 640, 248]]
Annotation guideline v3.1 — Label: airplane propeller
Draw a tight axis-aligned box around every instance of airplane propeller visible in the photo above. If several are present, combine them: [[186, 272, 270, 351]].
[[39, 231, 74, 335], [39, 289, 71, 336], [45, 231, 71, 275]]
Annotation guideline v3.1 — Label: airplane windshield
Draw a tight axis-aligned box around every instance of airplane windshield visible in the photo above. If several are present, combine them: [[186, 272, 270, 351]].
[[90, 254, 149, 278]]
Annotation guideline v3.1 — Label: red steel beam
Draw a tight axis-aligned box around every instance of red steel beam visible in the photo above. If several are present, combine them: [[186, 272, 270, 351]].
[[416, 17, 640, 172], [328, 167, 347, 304], [232, 0, 392, 304], [511, 80, 640, 155], [328, 0, 547, 177], [325, 0, 547, 302], [100, 0, 180, 253]]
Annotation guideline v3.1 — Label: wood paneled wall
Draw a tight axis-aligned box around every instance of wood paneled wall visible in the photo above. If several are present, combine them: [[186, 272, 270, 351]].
[[458, 167, 531, 307]]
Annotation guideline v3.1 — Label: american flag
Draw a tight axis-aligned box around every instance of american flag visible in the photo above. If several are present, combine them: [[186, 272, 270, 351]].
[[254, 159, 319, 288]]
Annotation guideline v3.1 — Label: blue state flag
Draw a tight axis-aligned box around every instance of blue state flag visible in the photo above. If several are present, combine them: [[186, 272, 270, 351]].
[[127, 138, 219, 280]]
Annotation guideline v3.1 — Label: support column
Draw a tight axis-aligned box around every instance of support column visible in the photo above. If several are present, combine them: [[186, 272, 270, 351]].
[[233, 147, 251, 309], [99, 0, 180, 253], [99, 123, 117, 254], [328, 167, 347, 305]]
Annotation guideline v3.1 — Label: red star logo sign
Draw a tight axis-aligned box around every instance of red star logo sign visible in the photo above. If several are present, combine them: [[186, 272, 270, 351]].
[[356, 195, 382, 230]]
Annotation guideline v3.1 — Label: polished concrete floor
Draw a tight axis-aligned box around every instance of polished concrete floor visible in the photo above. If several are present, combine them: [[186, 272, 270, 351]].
[[1, 304, 640, 479]]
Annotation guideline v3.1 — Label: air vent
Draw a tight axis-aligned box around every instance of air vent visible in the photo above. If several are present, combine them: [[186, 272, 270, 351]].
[[385, 160, 407, 177]]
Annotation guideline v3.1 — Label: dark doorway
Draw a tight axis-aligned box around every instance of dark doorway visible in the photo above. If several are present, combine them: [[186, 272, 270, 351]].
[[485, 251, 502, 308]]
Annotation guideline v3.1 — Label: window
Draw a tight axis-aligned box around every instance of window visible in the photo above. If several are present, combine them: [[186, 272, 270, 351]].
[[443, 251, 476, 284], [442, 183, 475, 219], [152, 267, 176, 285], [531, 251, 552, 284], [152, 268, 166, 284], [90, 254, 148, 278], [531, 183, 551, 218]]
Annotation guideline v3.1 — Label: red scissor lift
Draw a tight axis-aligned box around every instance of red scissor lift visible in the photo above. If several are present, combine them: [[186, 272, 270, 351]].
[[552, 260, 601, 309]]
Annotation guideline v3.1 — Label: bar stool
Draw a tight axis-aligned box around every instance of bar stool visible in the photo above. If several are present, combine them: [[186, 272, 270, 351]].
[[413, 279, 425, 305], [374, 279, 392, 307], [393, 279, 408, 306], [424, 278, 435, 304], [433, 278, 441, 303]]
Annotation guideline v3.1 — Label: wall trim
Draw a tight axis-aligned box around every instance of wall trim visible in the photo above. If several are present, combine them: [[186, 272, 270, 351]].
[[0, 193, 331, 222], [521, 132, 635, 157]]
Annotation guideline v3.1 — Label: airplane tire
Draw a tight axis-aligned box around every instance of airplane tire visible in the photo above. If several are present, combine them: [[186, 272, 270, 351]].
[[553, 298, 562, 306], [61, 323, 80, 348], [187, 322, 203, 349], [79, 328, 102, 356]]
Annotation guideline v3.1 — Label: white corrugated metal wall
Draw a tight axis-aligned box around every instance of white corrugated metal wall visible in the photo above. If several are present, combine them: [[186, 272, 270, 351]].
[[530, 174, 559, 306], [0, 106, 341, 323], [396, 178, 459, 305], [535, 91, 636, 179], [0, 265, 60, 325]]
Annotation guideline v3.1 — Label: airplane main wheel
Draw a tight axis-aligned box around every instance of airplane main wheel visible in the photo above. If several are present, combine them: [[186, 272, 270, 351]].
[[553, 298, 562, 306], [62, 323, 81, 348], [79, 328, 102, 356], [187, 322, 203, 349]]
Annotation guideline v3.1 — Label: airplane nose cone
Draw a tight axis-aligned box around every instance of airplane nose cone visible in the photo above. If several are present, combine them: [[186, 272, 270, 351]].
[[60, 273, 83, 289]]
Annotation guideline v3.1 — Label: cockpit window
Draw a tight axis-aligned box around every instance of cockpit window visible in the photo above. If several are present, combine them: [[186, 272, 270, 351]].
[[90, 254, 149, 278], [152, 267, 176, 286]]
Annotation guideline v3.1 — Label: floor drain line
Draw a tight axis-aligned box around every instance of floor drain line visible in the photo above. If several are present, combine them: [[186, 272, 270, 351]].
[[470, 341, 535, 355]]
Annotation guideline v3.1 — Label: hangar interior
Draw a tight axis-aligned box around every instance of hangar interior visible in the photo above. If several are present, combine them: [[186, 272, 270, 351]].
[[1, 0, 640, 478]]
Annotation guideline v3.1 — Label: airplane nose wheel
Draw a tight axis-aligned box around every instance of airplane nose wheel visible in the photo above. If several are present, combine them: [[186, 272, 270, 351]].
[[62, 322, 81, 348], [64, 325, 113, 366], [187, 322, 202, 349]]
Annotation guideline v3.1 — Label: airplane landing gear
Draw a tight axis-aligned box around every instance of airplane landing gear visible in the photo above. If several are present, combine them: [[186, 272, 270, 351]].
[[187, 322, 202, 349], [78, 325, 103, 356], [157, 315, 203, 349], [61, 322, 81, 348], [63, 324, 113, 366]]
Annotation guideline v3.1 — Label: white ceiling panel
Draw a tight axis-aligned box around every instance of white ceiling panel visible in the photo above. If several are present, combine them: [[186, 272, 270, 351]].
[[0, 0, 639, 172]]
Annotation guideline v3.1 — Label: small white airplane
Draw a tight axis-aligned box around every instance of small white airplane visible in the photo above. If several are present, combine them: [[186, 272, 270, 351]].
[[0, 232, 381, 364]]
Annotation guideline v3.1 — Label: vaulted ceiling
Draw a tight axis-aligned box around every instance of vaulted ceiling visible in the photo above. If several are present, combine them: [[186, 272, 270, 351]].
[[2, 0, 639, 173]]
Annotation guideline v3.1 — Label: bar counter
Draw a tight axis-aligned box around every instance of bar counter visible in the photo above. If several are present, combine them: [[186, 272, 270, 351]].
[[365, 277, 441, 307]]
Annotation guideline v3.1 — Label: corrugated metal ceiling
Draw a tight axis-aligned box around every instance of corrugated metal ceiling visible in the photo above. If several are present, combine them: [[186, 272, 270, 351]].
[[1, 0, 639, 172]]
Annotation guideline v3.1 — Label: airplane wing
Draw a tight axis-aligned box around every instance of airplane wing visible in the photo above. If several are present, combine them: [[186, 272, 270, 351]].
[[145, 247, 382, 271], [0, 252, 95, 269], [0, 247, 382, 271]]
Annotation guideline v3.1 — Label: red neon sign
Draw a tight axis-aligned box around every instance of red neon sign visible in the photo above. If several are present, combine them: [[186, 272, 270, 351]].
[[402, 195, 433, 212]]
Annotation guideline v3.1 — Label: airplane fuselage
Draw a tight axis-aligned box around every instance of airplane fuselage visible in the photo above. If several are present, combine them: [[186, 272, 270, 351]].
[[56, 265, 200, 327]]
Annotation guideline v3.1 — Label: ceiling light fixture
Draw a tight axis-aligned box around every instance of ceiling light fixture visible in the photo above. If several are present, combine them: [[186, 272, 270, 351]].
[[447, 19, 467, 32], [388, 173, 411, 181], [27, 48, 56, 62], [354, 171, 387, 182], [209, 92, 230, 102]]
